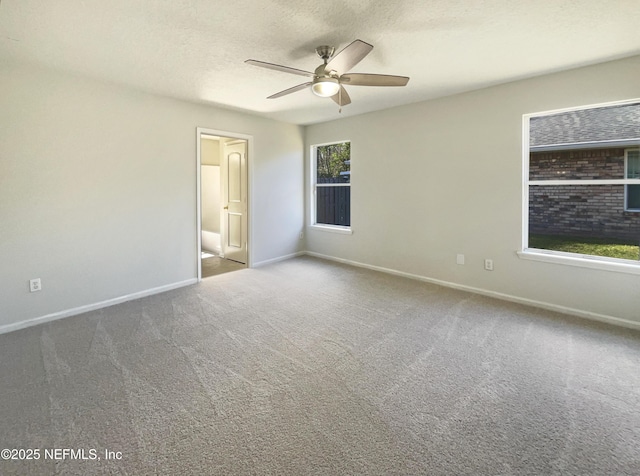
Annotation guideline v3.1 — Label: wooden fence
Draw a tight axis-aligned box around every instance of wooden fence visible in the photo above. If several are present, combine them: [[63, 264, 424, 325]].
[[316, 186, 350, 226]]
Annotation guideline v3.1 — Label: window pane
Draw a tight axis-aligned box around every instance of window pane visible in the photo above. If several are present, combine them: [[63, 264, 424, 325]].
[[627, 150, 640, 178], [526, 103, 640, 261], [316, 142, 350, 184], [316, 186, 350, 226], [529, 184, 640, 259], [628, 184, 640, 210]]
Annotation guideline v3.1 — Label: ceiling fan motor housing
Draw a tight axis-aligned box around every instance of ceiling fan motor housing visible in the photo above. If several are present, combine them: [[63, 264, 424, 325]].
[[314, 63, 338, 78]]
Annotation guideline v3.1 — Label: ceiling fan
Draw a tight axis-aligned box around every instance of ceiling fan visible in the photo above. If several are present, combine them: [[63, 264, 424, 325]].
[[245, 39, 409, 107]]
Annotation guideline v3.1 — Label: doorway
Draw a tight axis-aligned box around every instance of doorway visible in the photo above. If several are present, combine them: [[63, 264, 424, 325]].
[[196, 128, 251, 280]]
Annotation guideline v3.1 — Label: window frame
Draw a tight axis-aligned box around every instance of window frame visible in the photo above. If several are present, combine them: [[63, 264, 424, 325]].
[[520, 99, 640, 275], [310, 140, 352, 234]]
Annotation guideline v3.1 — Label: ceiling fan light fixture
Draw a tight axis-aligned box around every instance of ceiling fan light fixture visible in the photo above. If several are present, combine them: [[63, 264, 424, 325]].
[[312, 77, 340, 97]]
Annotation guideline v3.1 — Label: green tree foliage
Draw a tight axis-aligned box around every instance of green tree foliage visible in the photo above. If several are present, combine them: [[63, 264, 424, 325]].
[[317, 142, 350, 182]]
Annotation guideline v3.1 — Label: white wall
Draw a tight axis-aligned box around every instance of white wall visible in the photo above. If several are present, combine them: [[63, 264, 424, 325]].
[[200, 138, 221, 234], [201, 166, 220, 233], [305, 55, 640, 326], [201, 138, 220, 166], [0, 61, 304, 330]]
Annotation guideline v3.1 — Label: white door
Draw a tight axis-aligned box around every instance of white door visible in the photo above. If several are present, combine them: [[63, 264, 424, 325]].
[[221, 140, 248, 264]]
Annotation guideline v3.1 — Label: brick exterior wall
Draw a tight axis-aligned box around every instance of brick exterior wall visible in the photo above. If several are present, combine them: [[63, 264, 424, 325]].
[[529, 148, 640, 243]]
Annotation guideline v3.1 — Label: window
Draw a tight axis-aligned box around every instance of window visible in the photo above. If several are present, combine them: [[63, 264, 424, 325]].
[[312, 141, 351, 228], [524, 101, 640, 265], [626, 149, 640, 211]]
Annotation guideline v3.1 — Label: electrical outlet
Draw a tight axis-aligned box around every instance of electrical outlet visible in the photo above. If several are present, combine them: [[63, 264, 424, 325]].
[[29, 278, 42, 292], [456, 254, 465, 265], [299, 232, 304, 240], [484, 259, 494, 271]]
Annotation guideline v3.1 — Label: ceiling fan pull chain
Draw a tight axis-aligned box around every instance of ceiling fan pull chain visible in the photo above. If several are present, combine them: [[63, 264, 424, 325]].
[[339, 88, 342, 113]]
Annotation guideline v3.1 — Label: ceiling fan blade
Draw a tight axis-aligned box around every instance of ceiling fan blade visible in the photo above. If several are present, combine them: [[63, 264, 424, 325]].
[[267, 82, 313, 99], [340, 73, 410, 87], [330, 86, 351, 106], [245, 60, 314, 78], [324, 39, 373, 75]]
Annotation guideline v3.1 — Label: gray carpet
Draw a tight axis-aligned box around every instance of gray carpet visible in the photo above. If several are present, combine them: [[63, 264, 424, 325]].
[[1, 256, 639, 475]]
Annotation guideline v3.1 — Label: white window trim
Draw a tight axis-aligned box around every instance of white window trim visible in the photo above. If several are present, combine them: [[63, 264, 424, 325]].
[[624, 149, 640, 212], [310, 224, 353, 234], [517, 249, 640, 275], [520, 99, 640, 272], [310, 141, 352, 232]]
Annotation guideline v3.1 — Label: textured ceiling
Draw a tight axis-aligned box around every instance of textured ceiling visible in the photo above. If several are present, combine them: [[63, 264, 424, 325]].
[[2, 0, 640, 125]]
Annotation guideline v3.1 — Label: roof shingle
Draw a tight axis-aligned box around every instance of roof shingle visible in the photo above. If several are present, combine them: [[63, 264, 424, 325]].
[[530, 102, 640, 147]]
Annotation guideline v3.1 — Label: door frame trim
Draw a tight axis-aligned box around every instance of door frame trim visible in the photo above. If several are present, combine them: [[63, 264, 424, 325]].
[[196, 127, 253, 281]]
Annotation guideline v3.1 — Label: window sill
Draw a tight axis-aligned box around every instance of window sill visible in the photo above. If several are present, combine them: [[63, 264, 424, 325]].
[[310, 224, 353, 235], [517, 249, 640, 275]]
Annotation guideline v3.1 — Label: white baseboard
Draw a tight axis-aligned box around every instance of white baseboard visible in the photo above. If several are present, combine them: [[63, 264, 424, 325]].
[[0, 278, 198, 336], [252, 251, 305, 268], [4, 252, 637, 335], [304, 252, 640, 331]]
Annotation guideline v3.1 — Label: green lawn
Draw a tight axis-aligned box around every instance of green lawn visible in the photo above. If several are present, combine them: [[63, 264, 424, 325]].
[[529, 234, 640, 261]]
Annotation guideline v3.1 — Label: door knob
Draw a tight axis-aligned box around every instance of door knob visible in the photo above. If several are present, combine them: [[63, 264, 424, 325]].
[[223, 206, 229, 210]]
